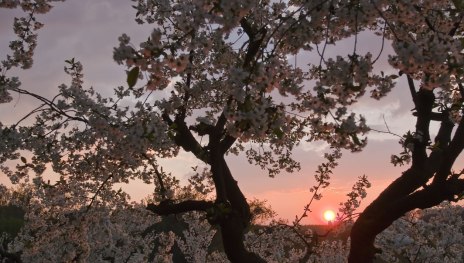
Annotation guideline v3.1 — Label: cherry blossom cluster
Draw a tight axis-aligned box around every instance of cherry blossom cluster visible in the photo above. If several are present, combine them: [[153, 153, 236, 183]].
[[382, 1, 464, 90], [0, 0, 64, 104], [0, 0, 64, 70], [376, 202, 464, 262]]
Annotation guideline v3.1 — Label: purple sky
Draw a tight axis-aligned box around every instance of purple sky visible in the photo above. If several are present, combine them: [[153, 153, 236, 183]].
[[0, 0, 422, 224]]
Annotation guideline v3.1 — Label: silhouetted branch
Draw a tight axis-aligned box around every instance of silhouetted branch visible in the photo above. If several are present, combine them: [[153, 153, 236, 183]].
[[161, 112, 209, 163], [406, 75, 418, 107], [147, 200, 213, 215]]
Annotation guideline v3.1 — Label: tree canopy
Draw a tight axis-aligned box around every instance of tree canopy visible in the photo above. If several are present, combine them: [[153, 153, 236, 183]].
[[1, 0, 464, 262]]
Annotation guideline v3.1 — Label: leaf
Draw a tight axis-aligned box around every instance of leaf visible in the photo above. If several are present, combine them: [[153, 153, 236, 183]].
[[273, 128, 284, 139], [127, 66, 140, 89], [351, 134, 362, 145], [20, 156, 27, 163], [64, 58, 75, 64]]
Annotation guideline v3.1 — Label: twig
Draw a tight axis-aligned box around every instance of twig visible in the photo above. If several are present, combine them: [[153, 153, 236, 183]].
[[86, 173, 113, 212]]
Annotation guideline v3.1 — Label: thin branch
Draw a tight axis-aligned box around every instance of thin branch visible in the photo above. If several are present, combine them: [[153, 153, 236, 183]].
[[142, 153, 167, 200], [372, 24, 387, 64], [11, 87, 88, 123], [267, 0, 330, 60], [382, 114, 392, 133], [318, 14, 331, 73], [352, 3, 359, 56], [412, 4, 437, 34], [458, 82, 464, 99], [368, 115, 402, 138], [86, 173, 113, 212], [43, 118, 73, 137], [13, 103, 47, 127], [371, 0, 401, 41], [448, 13, 463, 36]]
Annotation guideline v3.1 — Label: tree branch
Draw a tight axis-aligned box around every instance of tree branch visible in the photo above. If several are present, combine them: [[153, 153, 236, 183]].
[[240, 17, 267, 69], [411, 89, 435, 167], [11, 87, 88, 124], [458, 82, 464, 99], [220, 135, 237, 154], [142, 153, 167, 200], [448, 13, 463, 36], [433, 114, 464, 183], [162, 112, 209, 163], [406, 75, 418, 107], [396, 178, 464, 214], [86, 173, 113, 212], [146, 200, 213, 215], [412, 111, 448, 122]]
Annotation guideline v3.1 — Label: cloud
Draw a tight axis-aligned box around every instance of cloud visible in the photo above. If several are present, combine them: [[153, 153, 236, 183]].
[[298, 140, 330, 154], [354, 100, 415, 141]]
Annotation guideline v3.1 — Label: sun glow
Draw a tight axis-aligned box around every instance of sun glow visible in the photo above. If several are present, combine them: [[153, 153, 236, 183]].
[[323, 210, 336, 222]]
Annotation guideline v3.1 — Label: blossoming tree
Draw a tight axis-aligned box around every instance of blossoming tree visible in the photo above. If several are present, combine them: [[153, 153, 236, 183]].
[[0, 0, 463, 263], [348, 1, 464, 262]]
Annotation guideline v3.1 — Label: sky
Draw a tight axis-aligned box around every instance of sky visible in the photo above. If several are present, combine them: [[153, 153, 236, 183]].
[[0, 0, 420, 225]]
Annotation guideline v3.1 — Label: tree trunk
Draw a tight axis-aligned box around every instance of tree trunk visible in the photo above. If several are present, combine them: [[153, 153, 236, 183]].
[[348, 205, 393, 263], [210, 147, 265, 262], [220, 216, 266, 263]]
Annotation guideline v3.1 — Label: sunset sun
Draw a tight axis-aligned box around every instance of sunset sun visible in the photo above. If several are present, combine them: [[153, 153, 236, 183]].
[[323, 210, 336, 222]]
